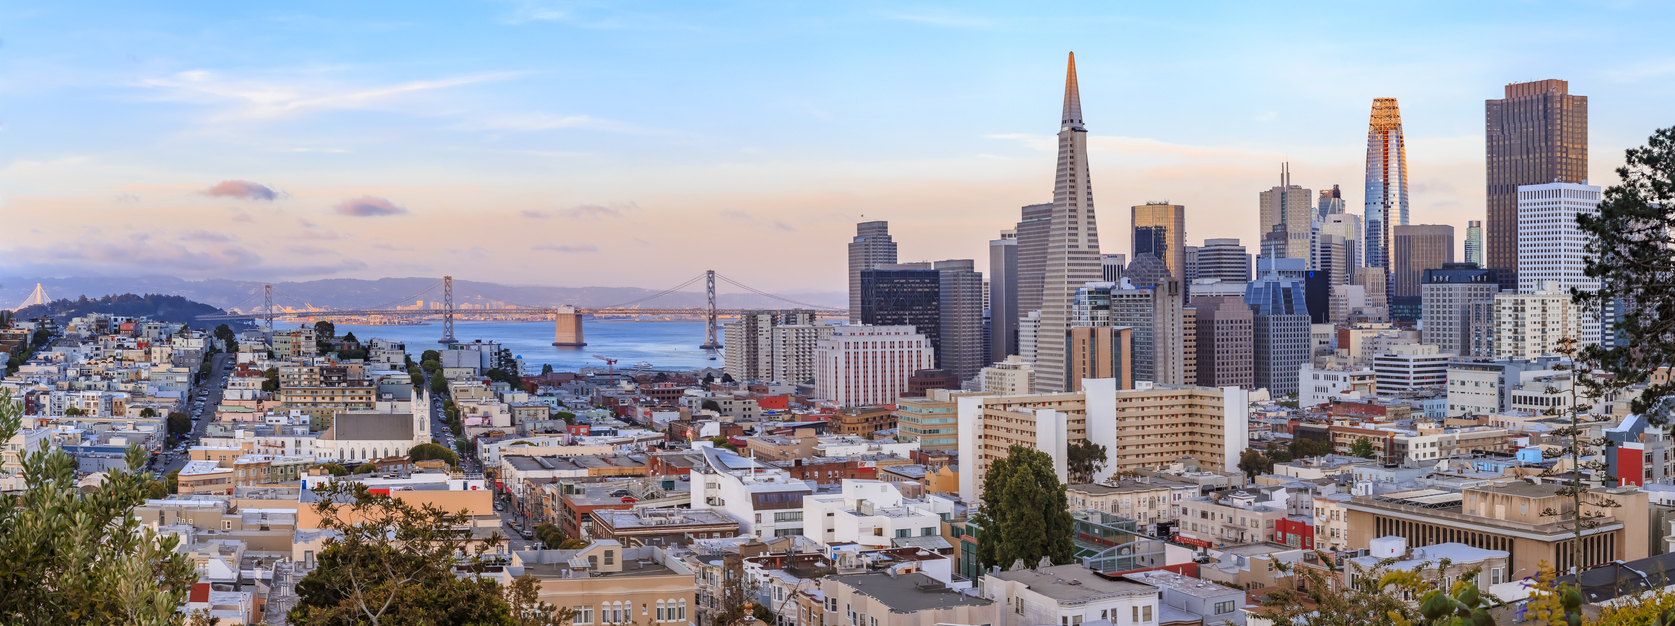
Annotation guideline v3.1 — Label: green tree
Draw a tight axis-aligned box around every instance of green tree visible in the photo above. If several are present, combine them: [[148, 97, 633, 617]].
[[353, 463, 379, 474], [139, 407, 158, 418], [289, 481, 572, 626], [972, 445, 1075, 570], [321, 463, 349, 477], [0, 389, 197, 625], [1536, 337, 1625, 576], [1351, 437, 1377, 460], [167, 411, 192, 437], [720, 372, 735, 383], [1238, 449, 1271, 482], [540, 363, 554, 375], [701, 399, 721, 413], [421, 349, 441, 363], [341, 331, 358, 345], [554, 411, 575, 423], [1065, 439, 1107, 484], [314, 320, 336, 339], [214, 323, 238, 353], [1290, 438, 1329, 459], [431, 373, 449, 397], [702, 373, 715, 385], [408, 443, 459, 467], [1575, 125, 1675, 419], [1258, 551, 1495, 626], [262, 367, 280, 393], [62, 407, 84, 416], [166, 468, 181, 494]]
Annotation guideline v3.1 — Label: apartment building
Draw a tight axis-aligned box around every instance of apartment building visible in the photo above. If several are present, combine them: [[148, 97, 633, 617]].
[[820, 571, 998, 626], [509, 542, 696, 626], [1066, 481, 1178, 526], [1174, 487, 1295, 548], [894, 389, 962, 452], [1298, 365, 1377, 408], [982, 564, 1161, 626], [1475, 282, 1581, 359], [814, 325, 935, 408], [802, 480, 944, 549], [1373, 344, 1451, 392]]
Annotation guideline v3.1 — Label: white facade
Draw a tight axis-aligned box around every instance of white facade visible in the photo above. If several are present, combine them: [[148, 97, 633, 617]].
[[770, 324, 835, 385], [1487, 283, 1581, 359], [800, 480, 943, 548], [691, 447, 813, 539], [983, 565, 1162, 626], [1372, 344, 1451, 392], [814, 325, 933, 408], [1519, 182, 1602, 345], [981, 355, 1035, 396], [1298, 365, 1376, 409]]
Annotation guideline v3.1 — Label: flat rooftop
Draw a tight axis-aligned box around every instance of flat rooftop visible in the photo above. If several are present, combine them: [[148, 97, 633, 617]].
[[989, 564, 1157, 602], [829, 572, 992, 612], [1125, 570, 1243, 600]]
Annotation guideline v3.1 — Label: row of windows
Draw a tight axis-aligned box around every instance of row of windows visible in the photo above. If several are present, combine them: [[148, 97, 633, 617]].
[[572, 600, 686, 625]]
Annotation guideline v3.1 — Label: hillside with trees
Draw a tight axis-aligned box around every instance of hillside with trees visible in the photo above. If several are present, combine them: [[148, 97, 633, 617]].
[[14, 293, 242, 329]]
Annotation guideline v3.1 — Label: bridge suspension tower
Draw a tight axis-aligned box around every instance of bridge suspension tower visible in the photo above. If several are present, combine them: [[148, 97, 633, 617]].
[[439, 275, 457, 344], [699, 270, 722, 350]]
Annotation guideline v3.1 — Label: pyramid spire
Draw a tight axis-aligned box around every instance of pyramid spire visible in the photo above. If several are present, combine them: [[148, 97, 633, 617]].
[[1062, 52, 1083, 129]]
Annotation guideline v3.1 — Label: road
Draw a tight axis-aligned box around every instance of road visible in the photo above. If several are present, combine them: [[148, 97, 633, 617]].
[[158, 352, 234, 477]]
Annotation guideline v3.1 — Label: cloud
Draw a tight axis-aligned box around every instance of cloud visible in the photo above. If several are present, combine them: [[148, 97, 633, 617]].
[[883, 11, 992, 28], [333, 196, 408, 217], [371, 242, 413, 251], [114, 193, 140, 204], [531, 243, 599, 253], [521, 202, 638, 220], [135, 70, 525, 121], [201, 180, 278, 201], [471, 113, 646, 133], [284, 245, 337, 255], [1253, 111, 1278, 122], [985, 133, 1056, 152], [180, 230, 238, 242]]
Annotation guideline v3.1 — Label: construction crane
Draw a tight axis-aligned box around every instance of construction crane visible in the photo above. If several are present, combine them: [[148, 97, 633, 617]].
[[592, 355, 618, 379]]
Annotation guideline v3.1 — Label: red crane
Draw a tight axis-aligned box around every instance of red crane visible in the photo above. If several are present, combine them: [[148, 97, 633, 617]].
[[592, 355, 618, 379]]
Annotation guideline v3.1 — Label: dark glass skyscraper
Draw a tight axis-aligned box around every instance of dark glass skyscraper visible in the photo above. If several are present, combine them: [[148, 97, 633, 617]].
[[1486, 80, 1587, 291]]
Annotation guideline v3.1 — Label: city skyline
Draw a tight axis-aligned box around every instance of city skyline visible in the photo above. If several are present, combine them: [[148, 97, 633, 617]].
[[2, 3, 1672, 292]]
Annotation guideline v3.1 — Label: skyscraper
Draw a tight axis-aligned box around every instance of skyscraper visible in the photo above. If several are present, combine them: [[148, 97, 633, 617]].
[[989, 234, 1019, 364], [1072, 278, 1183, 385], [849, 221, 898, 323], [935, 259, 986, 383], [1392, 224, 1455, 307], [1319, 213, 1362, 276], [1364, 98, 1410, 293], [1195, 238, 1252, 283], [1132, 202, 1186, 288], [1316, 185, 1346, 222], [1486, 80, 1588, 291], [1421, 263, 1499, 356], [1101, 254, 1125, 283], [1259, 163, 1313, 260], [1014, 203, 1053, 357], [860, 262, 941, 352], [1191, 295, 1253, 389], [1247, 258, 1310, 396], [1464, 220, 1483, 266], [1518, 182, 1602, 345], [1035, 53, 1105, 393]]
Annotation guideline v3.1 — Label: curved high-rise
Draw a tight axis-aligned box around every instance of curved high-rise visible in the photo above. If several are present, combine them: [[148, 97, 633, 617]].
[[1363, 98, 1409, 284]]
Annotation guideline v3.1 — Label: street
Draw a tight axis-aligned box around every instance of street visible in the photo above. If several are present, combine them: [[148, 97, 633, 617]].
[[158, 351, 234, 476]]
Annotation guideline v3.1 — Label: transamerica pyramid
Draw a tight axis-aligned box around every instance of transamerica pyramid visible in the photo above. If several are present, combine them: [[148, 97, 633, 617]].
[[1034, 52, 1104, 393]]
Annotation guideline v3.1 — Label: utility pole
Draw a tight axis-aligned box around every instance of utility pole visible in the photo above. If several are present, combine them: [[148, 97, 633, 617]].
[[440, 276, 457, 344], [700, 270, 722, 350]]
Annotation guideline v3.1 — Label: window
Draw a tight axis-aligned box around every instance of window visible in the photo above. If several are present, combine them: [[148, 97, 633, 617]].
[[604, 550, 615, 566], [678, 600, 686, 621], [921, 527, 935, 536], [576, 607, 593, 625], [1142, 606, 1152, 621], [657, 601, 666, 622], [1215, 601, 1234, 614], [589, 555, 598, 568], [1016, 598, 1024, 614], [896, 529, 910, 538]]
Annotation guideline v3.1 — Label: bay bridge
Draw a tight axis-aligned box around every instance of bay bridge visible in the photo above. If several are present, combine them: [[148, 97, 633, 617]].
[[193, 270, 842, 349]]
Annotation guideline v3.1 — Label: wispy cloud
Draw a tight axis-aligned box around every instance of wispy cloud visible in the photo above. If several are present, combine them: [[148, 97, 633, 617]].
[[532, 243, 599, 253], [180, 229, 238, 243], [470, 113, 647, 133], [521, 202, 638, 220], [333, 196, 408, 217], [201, 179, 278, 201], [883, 11, 992, 28], [984, 133, 1055, 152], [721, 210, 796, 232], [134, 70, 526, 121]]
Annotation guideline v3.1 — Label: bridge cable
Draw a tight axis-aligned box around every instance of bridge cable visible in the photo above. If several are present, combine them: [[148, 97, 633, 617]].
[[596, 273, 707, 310], [714, 274, 839, 311]]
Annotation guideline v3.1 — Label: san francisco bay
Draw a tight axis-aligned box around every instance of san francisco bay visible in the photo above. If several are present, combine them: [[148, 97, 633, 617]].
[[330, 320, 721, 373]]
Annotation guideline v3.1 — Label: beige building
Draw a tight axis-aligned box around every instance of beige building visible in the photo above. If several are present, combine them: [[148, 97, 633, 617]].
[[894, 389, 964, 452], [1066, 481, 1177, 526], [1175, 487, 1293, 548], [820, 571, 997, 626], [982, 564, 1160, 626], [957, 380, 1248, 502], [1475, 282, 1581, 359], [1067, 326, 1132, 392], [981, 356, 1035, 396], [508, 541, 696, 626]]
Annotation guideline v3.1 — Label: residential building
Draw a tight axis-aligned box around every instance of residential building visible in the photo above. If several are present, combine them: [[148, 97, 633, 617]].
[[850, 221, 899, 323], [1247, 258, 1310, 396], [1373, 344, 1451, 392], [895, 389, 963, 452], [1175, 485, 1296, 549], [1072, 278, 1182, 386], [772, 323, 837, 385], [1487, 80, 1588, 291], [1126, 569, 1247, 625], [1480, 282, 1580, 359], [1196, 238, 1251, 284], [1421, 263, 1500, 356], [1364, 97, 1410, 295], [588, 509, 740, 548], [815, 325, 934, 408], [1066, 481, 1177, 527], [725, 310, 820, 383], [1191, 296, 1253, 390], [691, 447, 814, 539], [509, 542, 695, 626], [1259, 163, 1314, 261], [1518, 181, 1603, 344], [821, 571, 997, 626], [802, 480, 943, 548], [981, 356, 1034, 396], [1182, 307, 1198, 386], [956, 380, 1250, 502], [983, 564, 1161, 626], [831, 406, 895, 436], [1067, 326, 1132, 392], [1035, 54, 1106, 395], [1298, 365, 1377, 409]]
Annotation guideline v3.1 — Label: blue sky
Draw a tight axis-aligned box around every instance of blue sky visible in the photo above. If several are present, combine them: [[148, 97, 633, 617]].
[[2, 1, 1671, 293]]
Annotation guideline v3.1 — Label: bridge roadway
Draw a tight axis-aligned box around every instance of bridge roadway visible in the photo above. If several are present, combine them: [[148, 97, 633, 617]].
[[192, 307, 843, 321]]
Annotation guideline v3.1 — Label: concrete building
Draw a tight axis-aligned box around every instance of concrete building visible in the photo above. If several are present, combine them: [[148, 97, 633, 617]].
[[1421, 263, 1501, 356], [509, 542, 696, 626], [1101, 253, 1126, 284], [1072, 278, 1182, 387], [895, 389, 963, 452], [1259, 163, 1314, 261], [802, 480, 943, 548], [956, 380, 1249, 502], [989, 234, 1020, 363], [822, 571, 997, 626], [725, 310, 820, 383], [984, 564, 1163, 626], [1191, 296, 1253, 390], [1518, 181, 1603, 344], [1299, 365, 1377, 409], [1477, 282, 1580, 359], [1183, 307, 1198, 386], [935, 259, 986, 383], [1014, 203, 1053, 346], [1319, 213, 1362, 280], [850, 221, 899, 323], [1373, 344, 1451, 392], [691, 447, 814, 539], [1067, 326, 1132, 392], [981, 356, 1034, 396], [771, 323, 837, 385], [1487, 80, 1588, 292], [1364, 97, 1410, 295], [1247, 258, 1311, 396], [1196, 238, 1251, 284], [1035, 54, 1106, 395], [1392, 225, 1455, 302], [815, 325, 934, 408]]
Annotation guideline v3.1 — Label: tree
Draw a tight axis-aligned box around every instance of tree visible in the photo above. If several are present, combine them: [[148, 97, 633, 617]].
[[288, 482, 568, 626], [1537, 337, 1626, 576], [720, 373, 735, 383], [1238, 449, 1270, 482], [139, 407, 158, 418], [315, 320, 336, 339], [214, 323, 238, 353], [1290, 438, 1329, 459], [1269, 448, 1293, 463], [701, 399, 722, 413], [555, 411, 575, 423], [1351, 437, 1377, 460], [540, 363, 554, 375], [421, 349, 441, 363], [62, 407, 84, 416], [262, 367, 280, 393], [702, 373, 715, 385], [1575, 125, 1675, 420], [409, 443, 459, 467], [166, 468, 181, 494], [321, 463, 350, 477], [431, 373, 449, 397], [1065, 439, 1107, 484], [354, 463, 379, 474], [972, 445, 1075, 570], [167, 411, 192, 437], [0, 389, 197, 625], [1258, 551, 1495, 626]]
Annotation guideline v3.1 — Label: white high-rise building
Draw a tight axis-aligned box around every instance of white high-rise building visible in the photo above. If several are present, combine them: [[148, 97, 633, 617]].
[[1518, 181, 1602, 345], [770, 324, 836, 385], [1035, 53, 1105, 394], [814, 325, 934, 407], [1477, 281, 1580, 359]]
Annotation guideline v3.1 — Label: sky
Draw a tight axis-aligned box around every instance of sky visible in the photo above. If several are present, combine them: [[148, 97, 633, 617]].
[[2, 1, 1673, 295]]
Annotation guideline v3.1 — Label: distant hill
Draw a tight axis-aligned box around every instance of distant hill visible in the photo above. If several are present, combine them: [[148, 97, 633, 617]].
[[14, 293, 244, 329], [0, 276, 844, 312]]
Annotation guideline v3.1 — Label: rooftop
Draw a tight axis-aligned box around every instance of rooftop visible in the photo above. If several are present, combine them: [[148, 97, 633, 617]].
[[989, 564, 1157, 602], [1125, 570, 1243, 599], [830, 571, 993, 613]]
